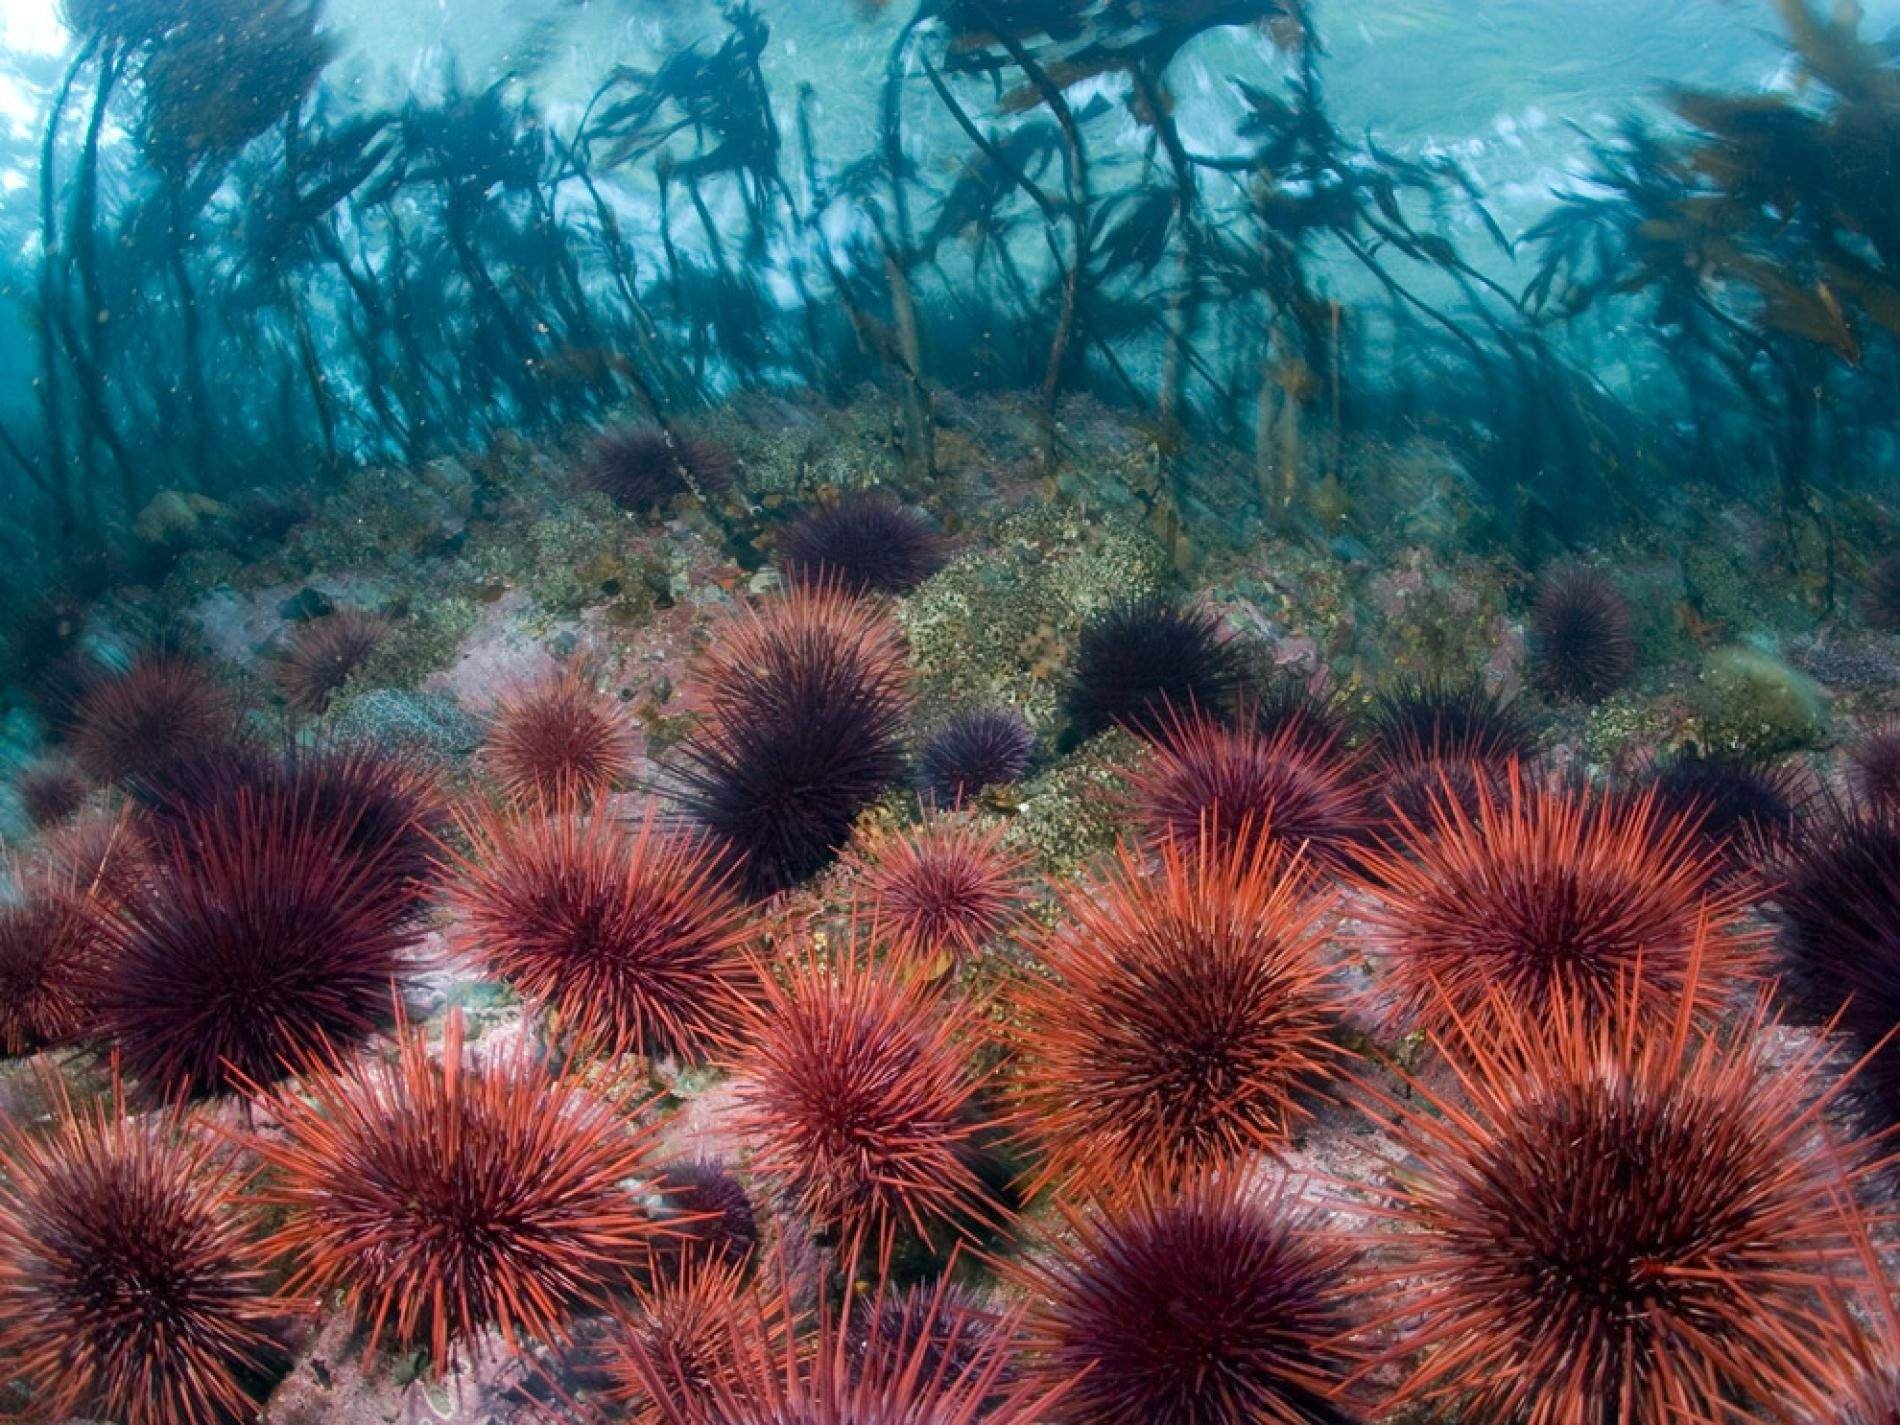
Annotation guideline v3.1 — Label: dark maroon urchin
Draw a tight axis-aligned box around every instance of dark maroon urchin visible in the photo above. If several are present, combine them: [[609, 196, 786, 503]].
[[13, 756, 90, 829], [1639, 747, 1807, 880], [1773, 806, 1900, 1134], [1847, 719, 1900, 813], [82, 767, 434, 1099], [272, 609, 384, 715], [777, 492, 949, 598], [1361, 676, 1541, 827], [848, 1281, 1019, 1404], [0, 881, 98, 1057], [650, 1159, 760, 1275], [0, 1091, 285, 1425], [1013, 1174, 1366, 1425], [917, 708, 1035, 808], [1061, 595, 1245, 749], [1529, 565, 1637, 703], [1863, 553, 1900, 631], [64, 650, 236, 785], [584, 427, 735, 515], [1246, 677, 1354, 761]]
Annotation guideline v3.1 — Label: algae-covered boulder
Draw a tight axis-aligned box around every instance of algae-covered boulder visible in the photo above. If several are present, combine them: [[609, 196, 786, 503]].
[[1688, 645, 1829, 757]]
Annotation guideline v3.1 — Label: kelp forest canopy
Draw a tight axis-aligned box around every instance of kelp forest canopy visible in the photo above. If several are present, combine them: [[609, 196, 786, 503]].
[[1, 0, 1896, 645]]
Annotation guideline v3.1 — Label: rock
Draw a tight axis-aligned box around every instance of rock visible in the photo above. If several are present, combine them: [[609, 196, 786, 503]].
[[133, 490, 229, 546], [278, 587, 336, 623]]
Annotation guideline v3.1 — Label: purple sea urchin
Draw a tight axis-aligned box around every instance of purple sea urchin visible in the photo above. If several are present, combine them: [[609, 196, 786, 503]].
[[917, 707, 1035, 807], [1062, 595, 1242, 746], [779, 491, 948, 597]]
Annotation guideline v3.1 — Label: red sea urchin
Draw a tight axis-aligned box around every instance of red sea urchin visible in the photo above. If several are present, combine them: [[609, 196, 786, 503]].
[[1061, 594, 1243, 747], [599, 1253, 790, 1425], [84, 769, 432, 1098], [0, 1090, 282, 1425], [848, 816, 1030, 970], [1848, 717, 1900, 812], [273, 608, 384, 715], [1529, 564, 1637, 702], [669, 586, 911, 898], [13, 756, 90, 828], [1011, 833, 1347, 1201], [247, 1009, 668, 1367], [481, 661, 637, 806], [584, 426, 734, 515], [447, 799, 758, 1061], [1349, 764, 1761, 1036], [0, 875, 97, 1056], [731, 940, 999, 1261], [1131, 702, 1369, 871], [916, 707, 1035, 807], [1353, 963, 1879, 1425], [777, 491, 948, 597], [1013, 1173, 1364, 1425], [66, 649, 234, 784]]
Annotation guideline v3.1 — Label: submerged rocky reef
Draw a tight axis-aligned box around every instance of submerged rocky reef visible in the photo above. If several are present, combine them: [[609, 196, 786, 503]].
[[0, 385, 1896, 1424]]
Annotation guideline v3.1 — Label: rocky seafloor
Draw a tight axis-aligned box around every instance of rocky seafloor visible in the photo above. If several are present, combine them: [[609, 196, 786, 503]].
[[2, 387, 1898, 1424]]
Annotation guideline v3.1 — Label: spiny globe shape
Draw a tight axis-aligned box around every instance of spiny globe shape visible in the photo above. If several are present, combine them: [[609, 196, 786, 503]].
[[1360, 981, 1879, 1425], [670, 586, 912, 898], [0, 880, 97, 1056], [1012, 834, 1347, 1200], [0, 1096, 281, 1425], [248, 1011, 666, 1366], [273, 608, 384, 715], [778, 491, 948, 597], [447, 799, 758, 1061], [1360, 676, 1540, 825], [651, 1158, 759, 1274], [585, 427, 735, 515], [1529, 564, 1637, 702], [66, 650, 233, 784], [1061, 595, 1243, 746], [1848, 718, 1900, 812], [916, 707, 1035, 808], [601, 1255, 789, 1425], [15, 756, 90, 828], [1774, 807, 1900, 1133], [1014, 1174, 1365, 1425], [1639, 746, 1804, 879], [481, 661, 637, 806], [732, 943, 996, 1261], [1349, 765, 1761, 1036], [84, 773, 431, 1098], [848, 816, 1030, 969], [1131, 703, 1369, 871]]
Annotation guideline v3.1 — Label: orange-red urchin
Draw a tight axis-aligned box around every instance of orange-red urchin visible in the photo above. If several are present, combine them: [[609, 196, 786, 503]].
[[246, 1009, 669, 1369], [1010, 833, 1348, 1202], [1130, 702, 1370, 872], [847, 816, 1031, 970], [0, 872, 99, 1056], [1348, 763, 1763, 1037], [598, 1253, 791, 1425], [1350, 960, 1880, 1425], [445, 798, 758, 1062], [273, 609, 385, 715], [481, 662, 638, 807], [65, 650, 234, 784], [0, 1087, 284, 1425], [1012, 1173, 1365, 1425], [730, 939, 999, 1264]]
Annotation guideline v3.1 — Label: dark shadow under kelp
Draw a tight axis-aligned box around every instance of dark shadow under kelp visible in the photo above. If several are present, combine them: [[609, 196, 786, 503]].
[[0, 0, 1896, 685]]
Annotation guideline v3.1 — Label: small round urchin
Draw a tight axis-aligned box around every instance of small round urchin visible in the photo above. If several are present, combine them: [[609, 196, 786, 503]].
[[1529, 564, 1637, 702], [14, 756, 89, 828], [1062, 595, 1243, 746], [66, 650, 233, 784], [1014, 1174, 1363, 1425], [1774, 808, 1900, 1134], [1847, 719, 1900, 812], [249, 1010, 666, 1366], [652, 1159, 759, 1273], [1358, 976, 1879, 1425], [669, 587, 911, 898], [0, 1094, 282, 1425], [1362, 677, 1540, 824], [1012, 835, 1346, 1201], [732, 942, 997, 1261], [447, 801, 758, 1062], [481, 662, 637, 806], [848, 816, 1030, 969], [1863, 552, 1900, 631], [1349, 766, 1762, 1037], [584, 427, 735, 515], [1640, 746, 1804, 879], [917, 707, 1035, 808], [777, 491, 948, 597], [1131, 703, 1369, 872], [0, 882, 96, 1056], [85, 764, 432, 1098], [273, 609, 384, 715]]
